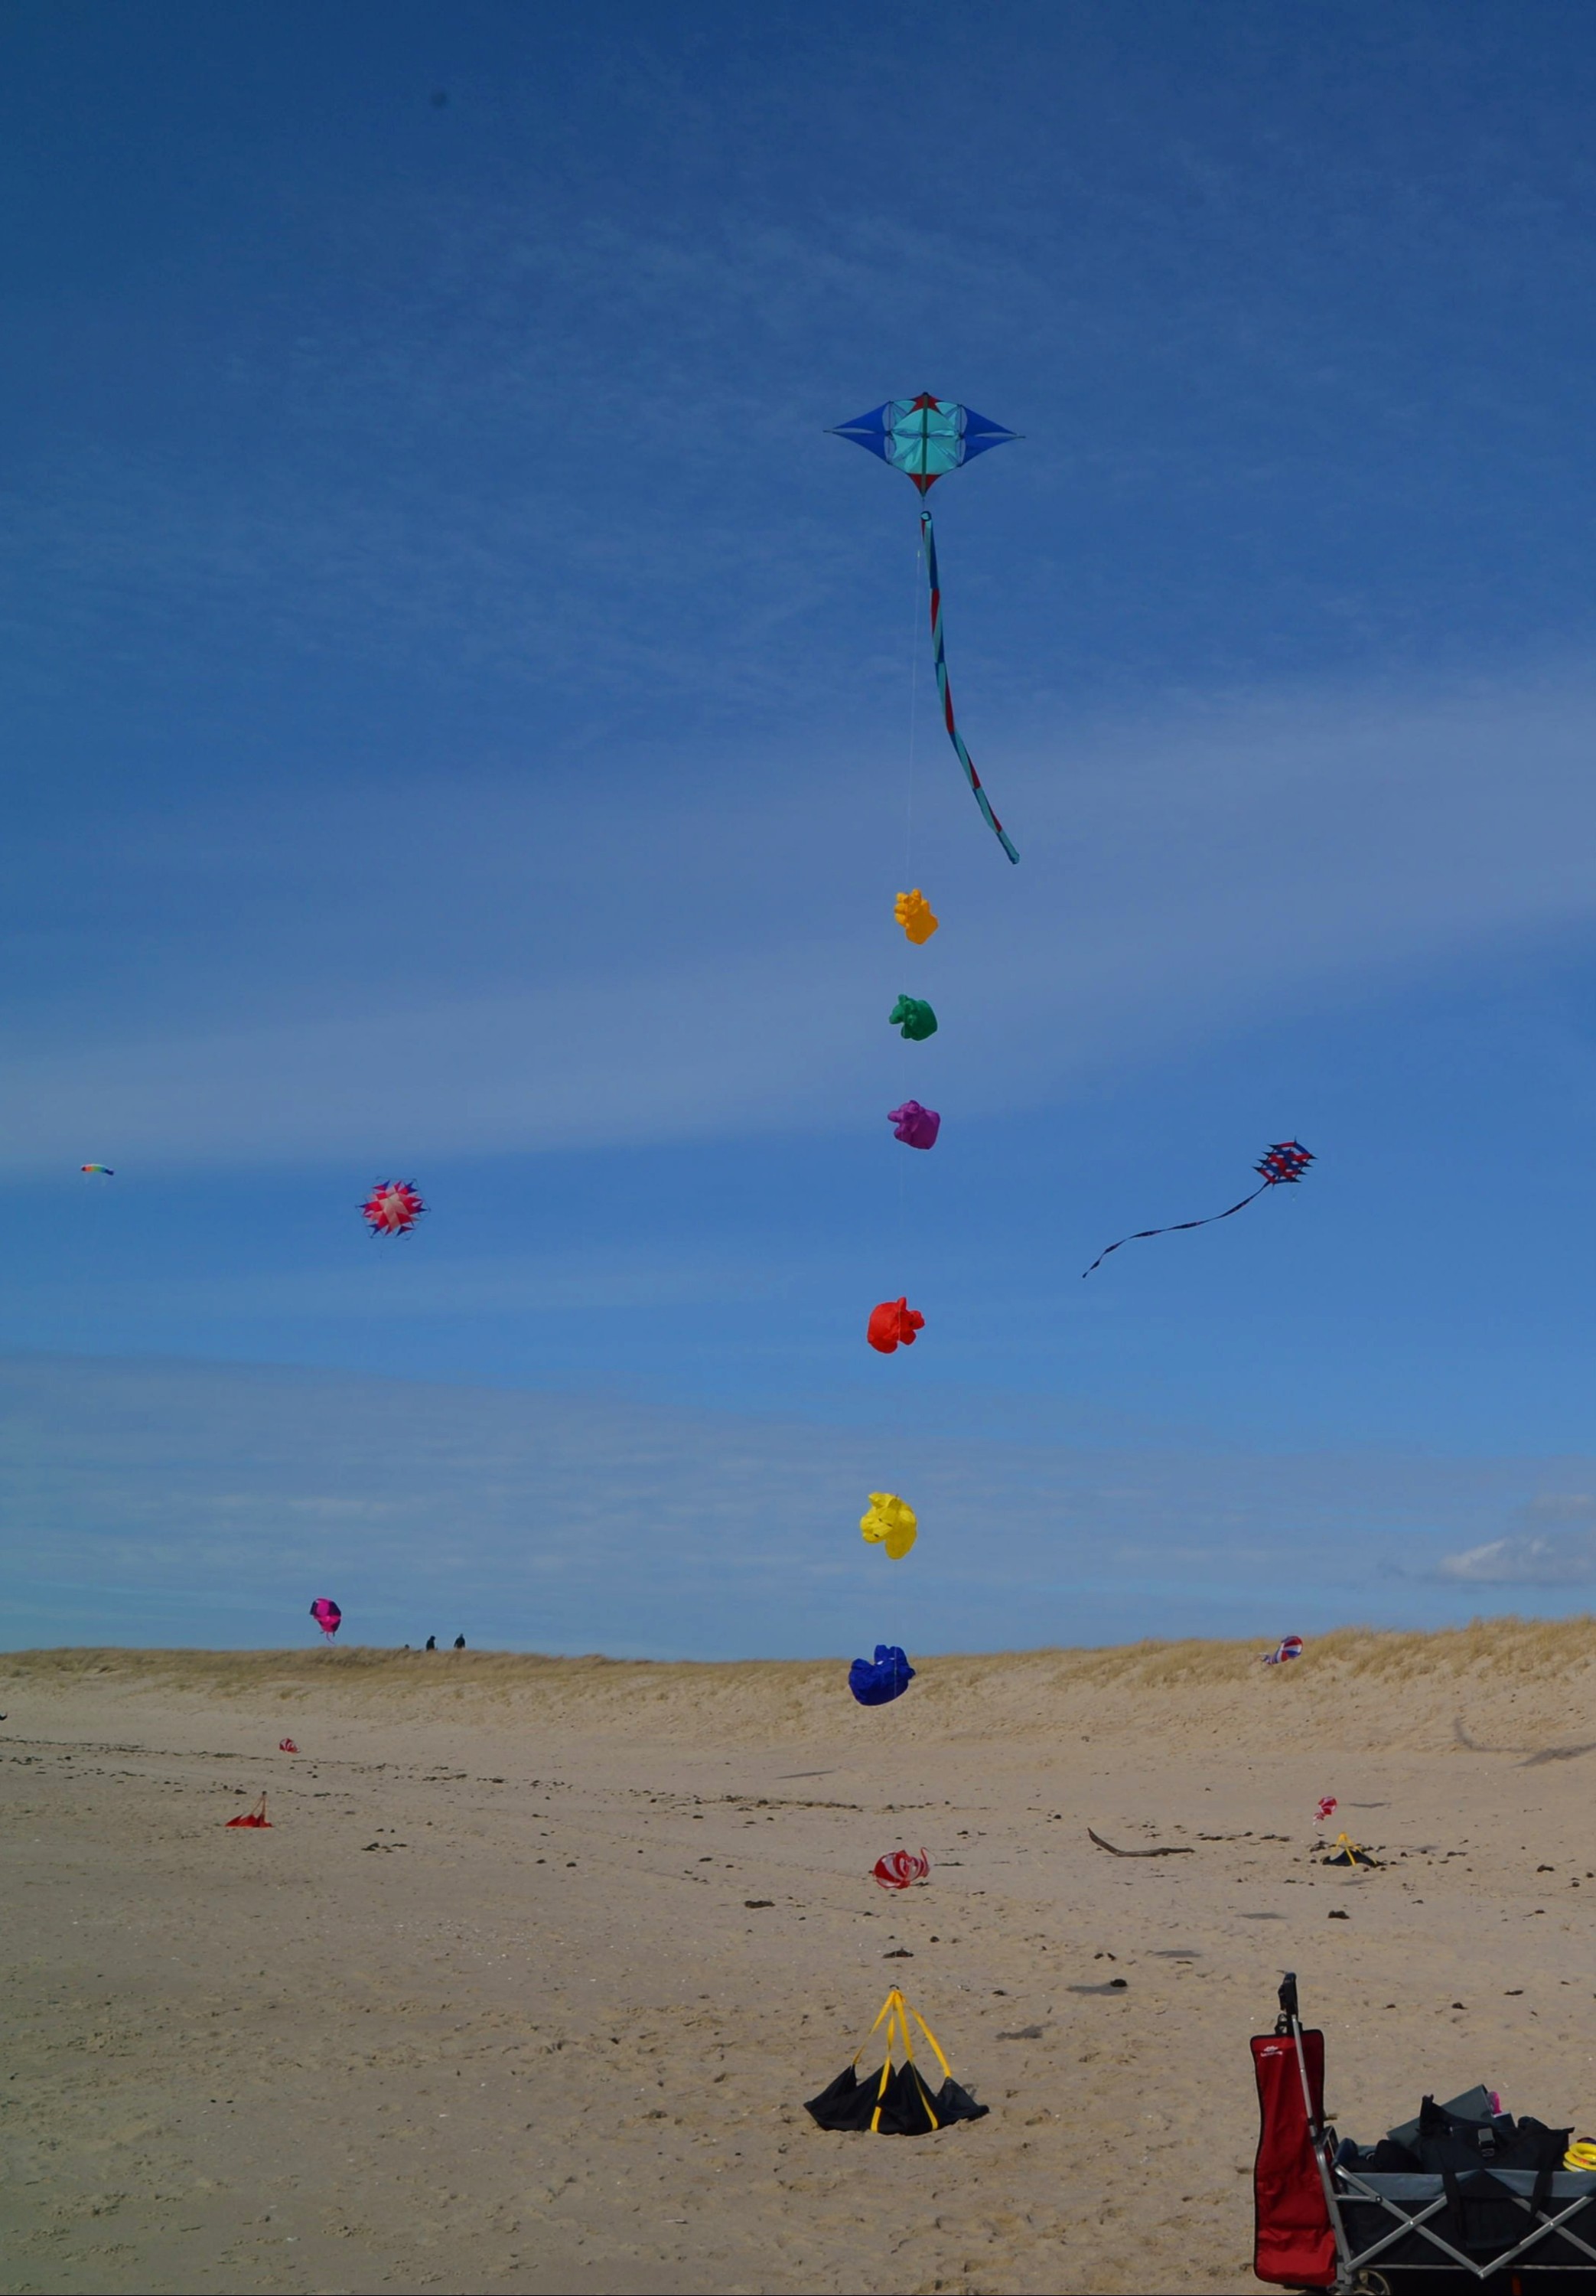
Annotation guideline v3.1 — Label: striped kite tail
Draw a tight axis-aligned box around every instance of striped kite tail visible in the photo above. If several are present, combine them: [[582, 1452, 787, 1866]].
[[921, 509, 1019, 865]]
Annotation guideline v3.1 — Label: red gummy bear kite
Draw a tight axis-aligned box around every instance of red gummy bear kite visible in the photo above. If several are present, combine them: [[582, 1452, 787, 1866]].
[[867, 1298, 925, 1354]]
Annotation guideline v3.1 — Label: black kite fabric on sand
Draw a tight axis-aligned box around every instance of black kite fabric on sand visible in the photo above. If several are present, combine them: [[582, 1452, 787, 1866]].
[[803, 2061, 989, 2136]]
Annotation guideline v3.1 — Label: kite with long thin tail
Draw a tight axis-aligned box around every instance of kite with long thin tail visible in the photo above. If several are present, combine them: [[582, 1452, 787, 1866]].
[[1083, 1141, 1314, 1277], [831, 395, 1020, 863]]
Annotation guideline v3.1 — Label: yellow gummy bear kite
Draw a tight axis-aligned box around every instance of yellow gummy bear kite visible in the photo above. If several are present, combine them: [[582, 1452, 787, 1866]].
[[894, 889, 939, 945], [860, 1492, 918, 1561]]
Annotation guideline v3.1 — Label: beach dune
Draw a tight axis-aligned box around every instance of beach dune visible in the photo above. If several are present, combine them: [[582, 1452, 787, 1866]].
[[5, 1622, 1596, 2294]]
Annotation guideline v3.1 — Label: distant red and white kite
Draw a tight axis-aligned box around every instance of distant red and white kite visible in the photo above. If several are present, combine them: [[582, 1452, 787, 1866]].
[[361, 1179, 425, 1237]]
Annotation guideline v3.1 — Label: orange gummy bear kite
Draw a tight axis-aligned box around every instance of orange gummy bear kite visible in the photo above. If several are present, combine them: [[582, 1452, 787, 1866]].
[[894, 888, 939, 944]]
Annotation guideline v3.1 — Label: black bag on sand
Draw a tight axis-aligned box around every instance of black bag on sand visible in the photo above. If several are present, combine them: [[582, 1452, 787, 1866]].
[[803, 1988, 989, 2137], [804, 2060, 988, 2135]]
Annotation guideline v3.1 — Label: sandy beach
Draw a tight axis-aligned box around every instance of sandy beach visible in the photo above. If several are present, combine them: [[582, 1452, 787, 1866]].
[[5, 1624, 1596, 2295]]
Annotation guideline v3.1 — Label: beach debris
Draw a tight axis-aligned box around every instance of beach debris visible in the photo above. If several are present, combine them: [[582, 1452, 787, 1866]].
[[1327, 1909, 1350, 1919], [803, 1985, 989, 2135], [278, 1738, 298, 1753], [1084, 1141, 1315, 1279], [894, 888, 940, 944], [1069, 1978, 1129, 1993], [361, 1178, 425, 1237], [997, 2024, 1045, 2039], [310, 1597, 342, 1642], [1265, 1636, 1305, 1665], [859, 1493, 918, 1558], [80, 1163, 114, 1176], [888, 1099, 940, 1150], [867, 1299, 925, 1355], [849, 1645, 916, 1706], [744, 1899, 774, 1909], [1321, 1832, 1381, 1869], [226, 1794, 272, 1828], [1314, 1796, 1337, 1824], [873, 1848, 930, 1891], [1087, 1828, 1194, 1858], [832, 396, 1021, 862]]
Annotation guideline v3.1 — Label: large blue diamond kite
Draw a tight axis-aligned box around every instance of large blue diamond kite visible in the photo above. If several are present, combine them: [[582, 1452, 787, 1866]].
[[831, 394, 1021, 861]]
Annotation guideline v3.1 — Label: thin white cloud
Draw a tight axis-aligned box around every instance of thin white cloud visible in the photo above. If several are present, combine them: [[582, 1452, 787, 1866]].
[[1, 1352, 1591, 1655], [6, 662, 1596, 1168], [1440, 1494, 1596, 1584]]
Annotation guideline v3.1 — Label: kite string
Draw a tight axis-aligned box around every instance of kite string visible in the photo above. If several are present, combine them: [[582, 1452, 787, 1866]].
[[898, 530, 922, 1249]]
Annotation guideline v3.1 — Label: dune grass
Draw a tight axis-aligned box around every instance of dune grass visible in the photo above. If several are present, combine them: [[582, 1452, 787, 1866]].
[[6, 1616, 1596, 1698]]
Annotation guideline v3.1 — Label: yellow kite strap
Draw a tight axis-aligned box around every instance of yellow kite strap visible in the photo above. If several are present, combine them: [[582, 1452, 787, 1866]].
[[1566, 2140, 1596, 2173], [863, 1989, 942, 2132], [855, 1988, 902, 2067], [908, 2005, 953, 2085], [869, 2047, 894, 2132], [867, 1991, 902, 2131]]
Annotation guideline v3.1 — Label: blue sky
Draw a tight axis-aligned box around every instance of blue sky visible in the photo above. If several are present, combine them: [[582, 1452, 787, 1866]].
[[8, 2, 1596, 1652]]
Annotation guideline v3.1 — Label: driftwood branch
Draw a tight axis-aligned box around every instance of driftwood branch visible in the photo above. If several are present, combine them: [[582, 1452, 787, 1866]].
[[1087, 1827, 1194, 1858]]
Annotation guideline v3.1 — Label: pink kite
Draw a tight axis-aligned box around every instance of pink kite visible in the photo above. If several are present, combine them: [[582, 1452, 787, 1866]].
[[873, 1848, 930, 1890], [310, 1597, 342, 1642], [888, 1101, 940, 1150], [1314, 1797, 1337, 1825], [867, 1298, 925, 1355], [361, 1179, 425, 1237], [278, 1738, 299, 1753]]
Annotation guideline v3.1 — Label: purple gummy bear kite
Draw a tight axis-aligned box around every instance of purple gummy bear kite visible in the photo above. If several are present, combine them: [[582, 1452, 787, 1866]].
[[888, 1100, 941, 1150]]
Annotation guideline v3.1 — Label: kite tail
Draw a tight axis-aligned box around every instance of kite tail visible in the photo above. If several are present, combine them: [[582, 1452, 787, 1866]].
[[1081, 1182, 1269, 1278], [921, 508, 1019, 865]]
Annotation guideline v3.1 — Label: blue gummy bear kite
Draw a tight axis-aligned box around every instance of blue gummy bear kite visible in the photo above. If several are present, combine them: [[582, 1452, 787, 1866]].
[[848, 1643, 917, 1707]]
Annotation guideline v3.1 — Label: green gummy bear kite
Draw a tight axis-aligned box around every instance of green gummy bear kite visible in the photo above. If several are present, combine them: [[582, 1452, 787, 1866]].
[[889, 994, 938, 1042]]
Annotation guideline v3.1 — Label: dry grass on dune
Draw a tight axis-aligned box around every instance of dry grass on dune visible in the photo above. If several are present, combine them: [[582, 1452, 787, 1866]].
[[6, 1616, 1596, 1753]]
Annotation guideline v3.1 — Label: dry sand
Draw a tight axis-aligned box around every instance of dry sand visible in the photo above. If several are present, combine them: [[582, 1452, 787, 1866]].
[[5, 1623, 1596, 2296]]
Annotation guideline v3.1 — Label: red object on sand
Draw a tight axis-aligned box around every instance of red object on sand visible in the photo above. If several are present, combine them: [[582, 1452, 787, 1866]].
[[226, 1794, 272, 1828], [278, 1738, 298, 1753], [1314, 1796, 1336, 1825], [1252, 2027, 1334, 2288], [872, 1848, 930, 1890]]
